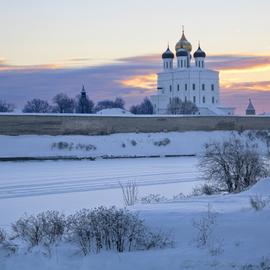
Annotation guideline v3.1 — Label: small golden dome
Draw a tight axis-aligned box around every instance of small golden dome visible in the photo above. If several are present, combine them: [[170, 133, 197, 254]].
[[175, 31, 192, 52]]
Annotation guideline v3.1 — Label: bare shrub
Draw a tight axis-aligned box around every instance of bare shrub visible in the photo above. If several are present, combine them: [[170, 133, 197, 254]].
[[199, 136, 268, 193], [119, 181, 138, 206], [0, 228, 5, 243], [193, 204, 217, 248], [130, 140, 137, 146], [51, 141, 72, 150], [51, 142, 96, 151], [153, 138, 170, 147], [67, 207, 172, 255], [240, 257, 270, 270], [11, 211, 66, 248], [140, 230, 174, 250], [75, 143, 96, 151], [0, 228, 17, 255], [192, 184, 218, 196], [141, 194, 168, 204], [250, 195, 268, 211]]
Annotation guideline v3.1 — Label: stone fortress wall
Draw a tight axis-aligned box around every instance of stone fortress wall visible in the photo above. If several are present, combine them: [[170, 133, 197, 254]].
[[0, 114, 270, 135]]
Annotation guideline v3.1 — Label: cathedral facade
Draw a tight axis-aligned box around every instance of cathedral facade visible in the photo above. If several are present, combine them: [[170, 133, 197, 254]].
[[150, 30, 235, 115]]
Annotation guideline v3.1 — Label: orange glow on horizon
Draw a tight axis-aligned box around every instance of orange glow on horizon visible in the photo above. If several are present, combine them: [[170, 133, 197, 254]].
[[120, 73, 157, 90]]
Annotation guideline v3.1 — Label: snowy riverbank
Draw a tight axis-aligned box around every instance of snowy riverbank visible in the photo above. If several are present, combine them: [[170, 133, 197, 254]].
[[0, 131, 268, 159]]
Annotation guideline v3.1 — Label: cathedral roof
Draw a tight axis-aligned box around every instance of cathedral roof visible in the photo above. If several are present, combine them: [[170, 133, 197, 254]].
[[176, 47, 188, 57], [193, 45, 206, 58], [162, 46, 174, 59], [175, 30, 192, 52]]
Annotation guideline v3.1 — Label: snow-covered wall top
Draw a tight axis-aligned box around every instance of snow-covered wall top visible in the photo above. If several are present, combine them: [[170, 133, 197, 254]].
[[0, 114, 270, 135]]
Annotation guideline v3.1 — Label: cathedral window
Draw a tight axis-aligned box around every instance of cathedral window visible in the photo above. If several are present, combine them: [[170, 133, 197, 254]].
[[203, 96, 205, 103], [202, 84, 205, 91], [193, 96, 196, 103], [212, 97, 215, 104], [170, 85, 172, 92], [177, 84, 180, 91], [185, 84, 188, 91]]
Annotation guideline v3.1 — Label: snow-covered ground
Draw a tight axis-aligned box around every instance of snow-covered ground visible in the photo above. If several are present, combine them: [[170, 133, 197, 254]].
[[0, 131, 270, 269], [1, 173, 270, 269], [0, 131, 267, 159]]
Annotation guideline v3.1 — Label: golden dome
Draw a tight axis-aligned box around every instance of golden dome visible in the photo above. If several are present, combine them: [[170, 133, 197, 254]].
[[175, 31, 192, 52]]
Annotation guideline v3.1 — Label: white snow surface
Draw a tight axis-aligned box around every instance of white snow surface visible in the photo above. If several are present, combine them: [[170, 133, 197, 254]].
[[0, 131, 270, 269], [0, 174, 270, 269], [0, 131, 267, 158]]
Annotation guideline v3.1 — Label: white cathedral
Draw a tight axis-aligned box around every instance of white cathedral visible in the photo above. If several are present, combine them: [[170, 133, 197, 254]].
[[150, 30, 235, 115]]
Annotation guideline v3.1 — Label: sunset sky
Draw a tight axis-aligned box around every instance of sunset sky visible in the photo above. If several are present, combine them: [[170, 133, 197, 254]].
[[1, 0, 270, 114]]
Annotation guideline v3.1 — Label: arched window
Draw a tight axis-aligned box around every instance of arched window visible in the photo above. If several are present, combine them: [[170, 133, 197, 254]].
[[193, 84, 196, 90], [212, 97, 215, 104], [211, 84, 215, 91], [203, 96, 205, 103], [177, 84, 180, 91], [193, 96, 196, 103]]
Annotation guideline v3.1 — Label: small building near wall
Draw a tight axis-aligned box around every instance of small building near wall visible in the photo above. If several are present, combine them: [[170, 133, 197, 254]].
[[150, 29, 235, 116], [246, 99, 256, 115]]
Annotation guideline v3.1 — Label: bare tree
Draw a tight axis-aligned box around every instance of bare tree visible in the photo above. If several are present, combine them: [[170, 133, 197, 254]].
[[23, 98, 52, 113], [199, 136, 268, 193], [52, 93, 75, 113], [0, 100, 15, 112], [130, 98, 153, 115], [167, 97, 198, 115], [119, 181, 138, 206]]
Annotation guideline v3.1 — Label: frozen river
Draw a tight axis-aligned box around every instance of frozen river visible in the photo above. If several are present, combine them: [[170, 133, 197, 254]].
[[0, 157, 201, 225]]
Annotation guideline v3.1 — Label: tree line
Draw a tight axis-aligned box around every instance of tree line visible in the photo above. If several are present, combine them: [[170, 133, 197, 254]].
[[0, 94, 154, 114], [0, 92, 198, 115]]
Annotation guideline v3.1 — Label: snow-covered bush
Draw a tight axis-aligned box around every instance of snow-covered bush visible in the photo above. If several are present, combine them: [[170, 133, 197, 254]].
[[250, 195, 268, 211], [153, 138, 170, 147], [199, 136, 268, 193], [119, 181, 138, 206], [192, 184, 218, 196], [11, 211, 66, 248], [141, 194, 168, 204], [67, 207, 173, 255]]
